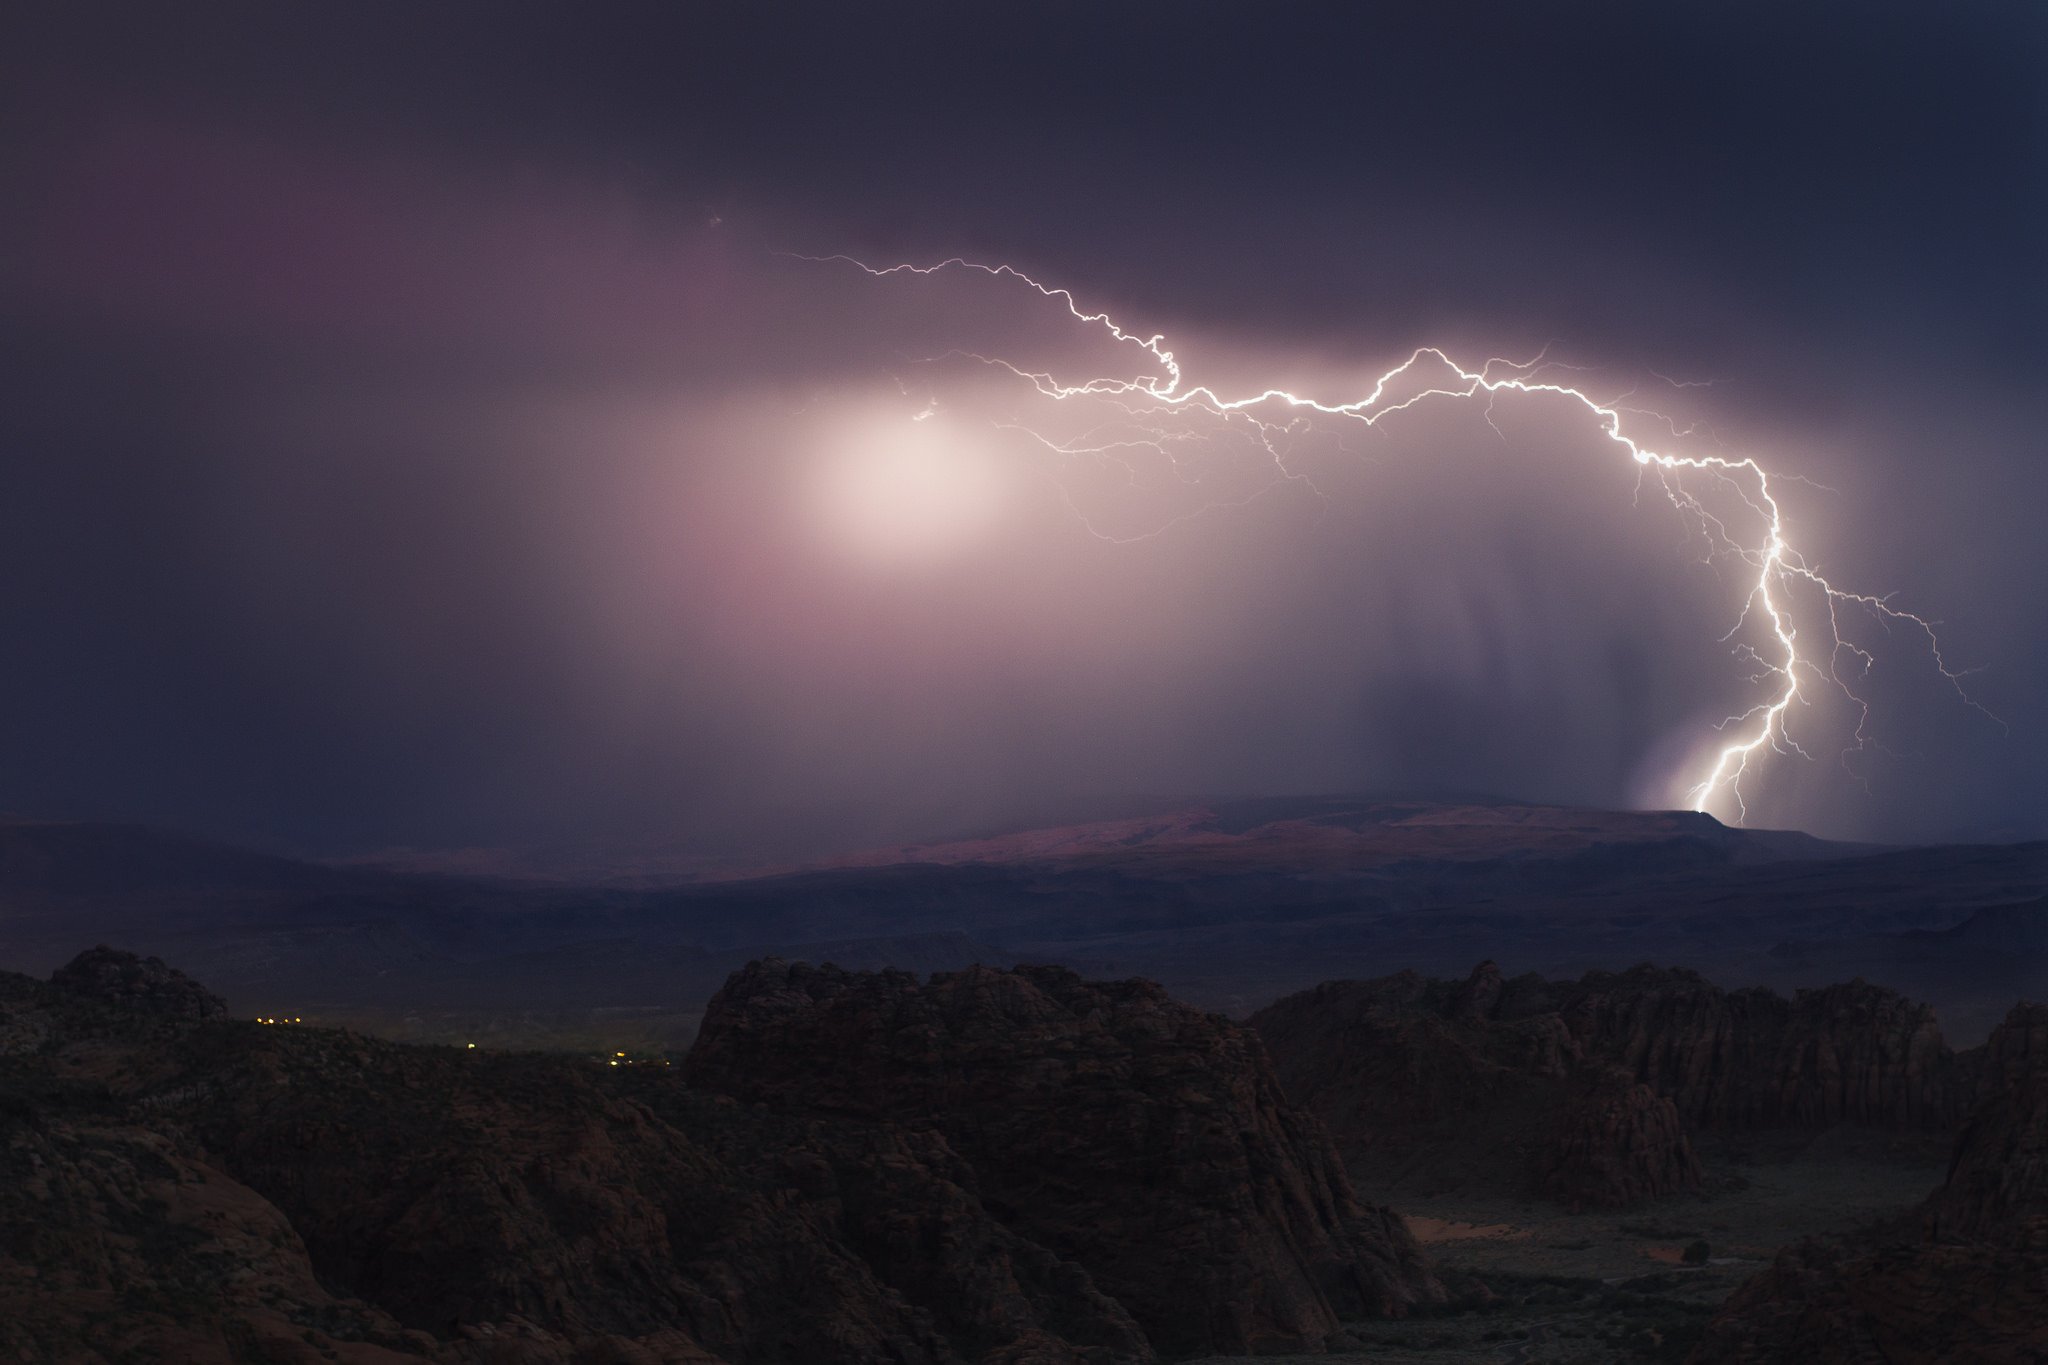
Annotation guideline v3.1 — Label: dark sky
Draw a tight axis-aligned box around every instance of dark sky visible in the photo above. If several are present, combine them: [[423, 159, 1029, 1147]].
[[2, 2, 2043, 859]]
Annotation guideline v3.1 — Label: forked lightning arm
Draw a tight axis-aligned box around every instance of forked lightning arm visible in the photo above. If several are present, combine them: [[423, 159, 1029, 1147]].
[[800, 254, 1999, 820]]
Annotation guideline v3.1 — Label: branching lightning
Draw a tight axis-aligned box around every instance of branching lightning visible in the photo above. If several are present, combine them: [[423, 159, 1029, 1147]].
[[800, 253, 2001, 821]]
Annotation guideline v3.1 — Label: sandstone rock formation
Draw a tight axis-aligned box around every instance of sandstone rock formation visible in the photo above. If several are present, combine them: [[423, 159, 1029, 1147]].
[[1688, 1011, 2048, 1363], [1255, 956, 2014, 1214], [1554, 967, 1961, 1131], [2, 953, 1445, 1363], [1534, 1067, 1703, 1212], [0, 1113, 452, 1365], [48, 944, 228, 1020], [1974, 1001, 2048, 1094], [201, 1042, 1155, 1364], [1252, 963, 1705, 1208], [684, 959, 1440, 1357], [1686, 1231, 2048, 1364], [5, 965, 1139, 1363], [1923, 1073, 2048, 1246]]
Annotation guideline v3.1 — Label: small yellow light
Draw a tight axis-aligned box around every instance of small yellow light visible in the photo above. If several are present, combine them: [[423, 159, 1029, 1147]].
[[466, 1042, 476, 1050]]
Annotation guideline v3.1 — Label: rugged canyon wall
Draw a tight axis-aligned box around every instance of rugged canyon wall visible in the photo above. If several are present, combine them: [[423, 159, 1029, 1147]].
[[684, 959, 1441, 1357], [2, 949, 1444, 1364], [1552, 967, 1962, 1131], [1690, 1007, 2048, 1363], [1252, 959, 2030, 1210], [1252, 964, 1707, 1209]]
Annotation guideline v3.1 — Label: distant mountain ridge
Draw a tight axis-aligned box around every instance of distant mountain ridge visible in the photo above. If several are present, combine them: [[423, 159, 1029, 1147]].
[[813, 795, 1865, 875], [0, 805, 2040, 1051], [341, 794, 1868, 884]]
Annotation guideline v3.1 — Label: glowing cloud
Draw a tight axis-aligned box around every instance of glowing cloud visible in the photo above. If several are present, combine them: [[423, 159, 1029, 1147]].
[[801, 254, 2003, 821], [807, 402, 1009, 566]]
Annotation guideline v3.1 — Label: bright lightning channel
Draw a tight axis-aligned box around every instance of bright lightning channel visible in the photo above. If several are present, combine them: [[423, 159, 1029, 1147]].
[[800, 254, 2000, 821]]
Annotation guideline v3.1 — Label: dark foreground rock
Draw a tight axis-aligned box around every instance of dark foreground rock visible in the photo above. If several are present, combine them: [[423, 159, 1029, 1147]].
[[684, 959, 1441, 1356], [49, 944, 229, 1020], [1534, 1067, 1703, 1211], [1251, 957, 2031, 1211], [1688, 1006, 2048, 1363], [1555, 968, 1961, 1131], [1251, 964, 1706, 1208], [1687, 1232, 2048, 1364], [1, 951, 1438, 1363]]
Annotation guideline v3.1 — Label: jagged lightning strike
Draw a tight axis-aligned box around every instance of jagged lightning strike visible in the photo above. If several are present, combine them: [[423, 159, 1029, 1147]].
[[801, 254, 1999, 821]]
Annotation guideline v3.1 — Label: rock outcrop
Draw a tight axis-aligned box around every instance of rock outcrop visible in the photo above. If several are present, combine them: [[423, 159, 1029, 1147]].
[[1975, 1002, 2048, 1094], [1251, 963, 1705, 1208], [1255, 959, 2001, 1213], [1923, 1073, 2048, 1246], [1688, 1014, 2048, 1363], [684, 959, 1440, 1357], [1554, 967, 1961, 1131], [48, 944, 228, 1020], [0, 1113, 456, 1365], [1534, 1068, 1703, 1211], [2, 952, 1443, 1363], [1686, 1231, 2048, 1364], [187, 1034, 1151, 1364]]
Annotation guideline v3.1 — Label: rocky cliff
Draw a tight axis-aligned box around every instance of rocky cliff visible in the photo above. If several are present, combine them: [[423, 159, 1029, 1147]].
[[1685, 1230, 2048, 1365], [1924, 1024, 2048, 1248], [1533, 1067, 1703, 1211], [1974, 1002, 2048, 1094], [1688, 1006, 2048, 1363], [47, 944, 228, 1020], [1554, 967, 1962, 1131], [684, 959, 1440, 1356], [2, 949, 1440, 1363], [1255, 959, 1999, 1213], [1251, 963, 1706, 1208]]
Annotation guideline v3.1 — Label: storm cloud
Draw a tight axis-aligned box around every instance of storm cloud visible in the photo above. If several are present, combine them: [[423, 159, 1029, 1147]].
[[1, 2, 2041, 858]]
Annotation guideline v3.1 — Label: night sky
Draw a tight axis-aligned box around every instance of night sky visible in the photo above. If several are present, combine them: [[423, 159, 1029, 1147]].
[[2, 2, 2042, 859]]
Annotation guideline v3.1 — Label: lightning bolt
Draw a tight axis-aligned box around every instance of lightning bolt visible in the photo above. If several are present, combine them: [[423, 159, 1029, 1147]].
[[799, 253, 2002, 820]]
